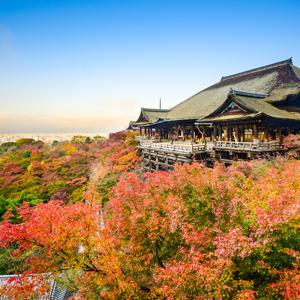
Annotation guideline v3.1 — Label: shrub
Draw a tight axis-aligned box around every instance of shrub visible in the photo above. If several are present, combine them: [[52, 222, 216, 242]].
[[16, 138, 35, 147], [22, 150, 31, 158]]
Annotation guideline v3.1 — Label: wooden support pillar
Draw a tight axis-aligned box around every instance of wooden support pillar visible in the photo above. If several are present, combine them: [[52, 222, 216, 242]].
[[218, 126, 222, 141], [239, 126, 243, 142], [253, 124, 258, 142], [276, 128, 281, 141], [212, 126, 216, 141], [228, 127, 232, 141], [141, 151, 144, 170], [265, 127, 270, 141], [202, 127, 206, 142], [223, 127, 228, 141], [192, 124, 195, 140], [235, 126, 239, 142]]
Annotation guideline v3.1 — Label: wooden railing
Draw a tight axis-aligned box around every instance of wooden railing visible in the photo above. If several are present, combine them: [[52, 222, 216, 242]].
[[192, 144, 207, 152], [214, 141, 283, 151], [135, 135, 156, 143], [139, 142, 206, 154], [138, 140, 283, 155]]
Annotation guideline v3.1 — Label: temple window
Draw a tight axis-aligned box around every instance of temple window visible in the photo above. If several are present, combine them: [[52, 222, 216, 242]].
[[258, 131, 265, 141], [244, 128, 253, 142]]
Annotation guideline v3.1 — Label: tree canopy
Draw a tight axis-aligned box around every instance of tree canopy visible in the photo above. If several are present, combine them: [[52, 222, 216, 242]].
[[0, 156, 299, 299]]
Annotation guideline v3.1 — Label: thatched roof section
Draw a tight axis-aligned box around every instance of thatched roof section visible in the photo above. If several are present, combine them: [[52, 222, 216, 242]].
[[167, 58, 300, 120], [131, 58, 300, 127], [129, 108, 170, 128], [292, 65, 300, 79], [139, 108, 170, 123], [199, 92, 300, 123], [235, 95, 300, 120]]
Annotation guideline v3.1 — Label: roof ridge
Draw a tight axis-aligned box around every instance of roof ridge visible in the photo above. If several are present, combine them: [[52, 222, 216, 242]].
[[221, 58, 293, 82], [292, 65, 300, 80], [141, 107, 170, 112], [230, 88, 268, 98]]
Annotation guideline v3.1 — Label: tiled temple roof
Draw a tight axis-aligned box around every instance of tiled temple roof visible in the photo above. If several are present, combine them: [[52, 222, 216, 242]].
[[131, 58, 300, 127]]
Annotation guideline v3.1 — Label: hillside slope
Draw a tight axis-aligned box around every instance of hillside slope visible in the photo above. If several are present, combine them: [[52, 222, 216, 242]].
[[0, 155, 299, 299]]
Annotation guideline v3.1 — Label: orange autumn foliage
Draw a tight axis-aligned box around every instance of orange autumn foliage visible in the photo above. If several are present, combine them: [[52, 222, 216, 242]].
[[0, 157, 299, 299]]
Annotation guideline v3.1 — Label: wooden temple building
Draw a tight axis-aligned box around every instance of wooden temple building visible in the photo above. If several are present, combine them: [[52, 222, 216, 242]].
[[129, 58, 300, 170]]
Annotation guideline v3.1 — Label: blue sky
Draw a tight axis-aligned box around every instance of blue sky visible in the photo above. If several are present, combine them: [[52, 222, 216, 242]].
[[0, 0, 300, 134]]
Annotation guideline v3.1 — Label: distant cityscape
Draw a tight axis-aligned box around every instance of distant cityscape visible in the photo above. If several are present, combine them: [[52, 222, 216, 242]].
[[0, 133, 105, 144]]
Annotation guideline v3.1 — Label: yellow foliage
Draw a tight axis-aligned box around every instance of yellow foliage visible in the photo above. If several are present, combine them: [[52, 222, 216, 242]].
[[113, 150, 139, 172], [125, 131, 138, 147], [63, 143, 77, 155]]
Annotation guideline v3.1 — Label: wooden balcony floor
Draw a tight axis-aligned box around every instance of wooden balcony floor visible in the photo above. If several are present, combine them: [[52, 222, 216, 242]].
[[138, 141, 208, 155], [138, 139, 283, 154]]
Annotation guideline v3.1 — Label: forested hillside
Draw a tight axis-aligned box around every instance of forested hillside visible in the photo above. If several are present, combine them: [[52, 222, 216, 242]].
[[0, 134, 299, 299], [0, 132, 140, 219], [0, 131, 140, 275]]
